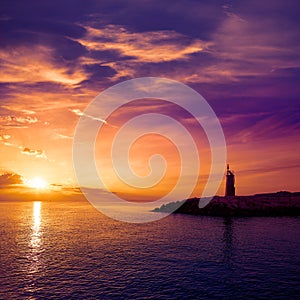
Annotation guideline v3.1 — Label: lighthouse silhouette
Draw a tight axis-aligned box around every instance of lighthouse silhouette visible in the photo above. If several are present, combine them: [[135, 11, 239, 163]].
[[225, 164, 235, 196]]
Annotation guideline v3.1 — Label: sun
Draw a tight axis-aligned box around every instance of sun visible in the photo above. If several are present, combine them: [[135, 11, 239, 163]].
[[26, 177, 49, 189]]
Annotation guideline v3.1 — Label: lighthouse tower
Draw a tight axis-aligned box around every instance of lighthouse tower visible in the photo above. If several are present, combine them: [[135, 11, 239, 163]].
[[225, 164, 235, 196]]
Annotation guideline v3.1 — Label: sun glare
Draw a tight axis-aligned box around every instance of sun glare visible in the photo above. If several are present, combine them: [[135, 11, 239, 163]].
[[27, 177, 49, 189]]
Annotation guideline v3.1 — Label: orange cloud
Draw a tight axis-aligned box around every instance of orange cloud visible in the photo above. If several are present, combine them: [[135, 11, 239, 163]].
[[0, 137, 48, 160], [0, 172, 23, 186], [70, 108, 108, 124], [0, 45, 87, 85], [78, 25, 209, 63], [0, 134, 10, 141], [22, 147, 47, 158]]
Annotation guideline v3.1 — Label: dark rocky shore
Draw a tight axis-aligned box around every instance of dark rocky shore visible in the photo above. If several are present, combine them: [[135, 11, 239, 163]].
[[153, 191, 300, 217]]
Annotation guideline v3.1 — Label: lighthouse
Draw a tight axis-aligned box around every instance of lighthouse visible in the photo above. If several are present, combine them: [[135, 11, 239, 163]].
[[225, 164, 235, 196]]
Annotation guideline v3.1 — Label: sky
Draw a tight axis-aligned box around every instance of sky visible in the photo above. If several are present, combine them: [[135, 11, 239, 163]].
[[0, 0, 300, 198]]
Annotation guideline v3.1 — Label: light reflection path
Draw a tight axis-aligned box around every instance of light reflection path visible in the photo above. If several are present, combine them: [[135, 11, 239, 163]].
[[27, 200, 44, 283], [23, 201, 45, 295], [31, 201, 41, 250]]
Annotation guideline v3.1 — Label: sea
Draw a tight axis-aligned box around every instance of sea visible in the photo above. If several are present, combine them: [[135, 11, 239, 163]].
[[0, 199, 299, 299]]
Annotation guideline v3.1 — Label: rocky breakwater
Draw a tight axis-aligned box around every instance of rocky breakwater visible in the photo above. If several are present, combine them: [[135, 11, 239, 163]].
[[153, 191, 300, 217]]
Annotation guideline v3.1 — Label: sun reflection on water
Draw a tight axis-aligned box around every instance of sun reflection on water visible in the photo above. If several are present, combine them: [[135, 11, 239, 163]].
[[26, 200, 44, 283], [31, 201, 41, 249], [22, 201, 45, 295]]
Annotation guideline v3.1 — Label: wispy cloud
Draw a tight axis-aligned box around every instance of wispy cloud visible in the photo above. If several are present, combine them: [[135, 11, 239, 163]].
[[54, 133, 73, 140], [1, 106, 36, 115], [78, 25, 209, 63], [70, 108, 110, 125], [0, 45, 88, 85], [0, 137, 48, 160], [209, 8, 300, 79], [228, 113, 300, 145]]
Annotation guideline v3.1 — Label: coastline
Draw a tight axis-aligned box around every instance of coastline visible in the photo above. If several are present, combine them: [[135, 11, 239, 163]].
[[153, 191, 300, 217]]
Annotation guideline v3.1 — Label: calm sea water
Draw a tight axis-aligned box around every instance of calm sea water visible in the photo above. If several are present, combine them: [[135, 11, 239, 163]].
[[0, 199, 299, 299]]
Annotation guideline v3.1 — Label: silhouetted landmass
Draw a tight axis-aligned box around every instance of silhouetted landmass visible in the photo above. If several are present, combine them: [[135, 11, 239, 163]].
[[153, 191, 300, 217]]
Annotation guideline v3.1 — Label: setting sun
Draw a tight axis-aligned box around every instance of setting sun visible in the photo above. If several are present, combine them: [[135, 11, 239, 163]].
[[26, 177, 49, 189]]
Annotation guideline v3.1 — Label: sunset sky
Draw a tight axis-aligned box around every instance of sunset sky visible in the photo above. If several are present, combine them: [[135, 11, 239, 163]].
[[0, 0, 299, 198]]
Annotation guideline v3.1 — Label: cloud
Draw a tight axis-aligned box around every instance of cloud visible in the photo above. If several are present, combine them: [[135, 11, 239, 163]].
[[55, 133, 73, 140], [82, 5, 300, 84], [0, 172, 23, 186], [22, 147, 47, 159], [0, 134, 11, 141], [0, 114, 38, 129], [7, 115, 37, 124], [77, 25, 209, 63], [0, 45, 88, 85], [1, 105, 36, 115], [209, 7, 300, 79], [227, 111, 300, 145], [0, 0, 299, 194], [0, 138, 48, 160], [1, 0, 299, 87], [70, 108, 109, 125]]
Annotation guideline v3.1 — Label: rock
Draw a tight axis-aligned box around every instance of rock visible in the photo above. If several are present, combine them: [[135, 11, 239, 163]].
[[153, 192, 300, 217]]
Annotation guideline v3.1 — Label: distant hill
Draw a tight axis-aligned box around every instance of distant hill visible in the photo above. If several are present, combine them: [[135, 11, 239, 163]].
[[153, 191, 300, 217]]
